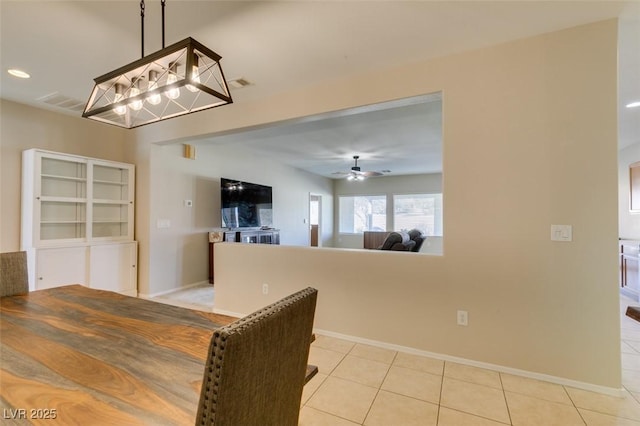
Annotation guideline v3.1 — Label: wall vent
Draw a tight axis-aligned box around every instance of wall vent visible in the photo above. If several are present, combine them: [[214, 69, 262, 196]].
[[227, 77, 252, 89], [37, 92, 85, 113]]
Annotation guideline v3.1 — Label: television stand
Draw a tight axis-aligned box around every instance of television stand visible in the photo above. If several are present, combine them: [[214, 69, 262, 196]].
[[224, 229, 280, 244], [209, 229, 280, 284]]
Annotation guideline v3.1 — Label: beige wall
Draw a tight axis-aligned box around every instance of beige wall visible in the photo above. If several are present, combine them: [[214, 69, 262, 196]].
[[1, 18, 621, 391], [0, 100, 132, 252], [173, 20, 617, 389], [143, 142, 334, 296]]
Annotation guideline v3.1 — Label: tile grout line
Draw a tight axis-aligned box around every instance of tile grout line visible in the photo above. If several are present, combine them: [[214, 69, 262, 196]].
[[497, 372, 514, 426], [301, 342, 352, 422], [435, 361, 446, 426], [359, 350, 397, 425]]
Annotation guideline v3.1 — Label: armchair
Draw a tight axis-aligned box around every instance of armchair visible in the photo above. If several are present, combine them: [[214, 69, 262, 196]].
[[379, 231, 415, 251], [378, 229, 425, 252]]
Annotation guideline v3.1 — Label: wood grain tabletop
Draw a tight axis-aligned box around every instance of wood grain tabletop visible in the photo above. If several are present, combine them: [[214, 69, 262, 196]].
[[0, 285, 237, 425]]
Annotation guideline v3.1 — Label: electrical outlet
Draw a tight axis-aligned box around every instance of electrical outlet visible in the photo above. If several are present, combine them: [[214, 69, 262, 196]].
[[457, 310, 468, 326], [262, 283, 269, 295]]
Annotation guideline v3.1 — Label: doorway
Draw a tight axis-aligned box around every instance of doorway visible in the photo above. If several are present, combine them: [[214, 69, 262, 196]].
[[309, 194, 321, 247]]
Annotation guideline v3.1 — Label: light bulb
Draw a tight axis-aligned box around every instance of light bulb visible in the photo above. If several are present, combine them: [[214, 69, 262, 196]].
[[113, 83, 127, 115], [165, 63, 180, 100], [186, 55, 200, 93], [129, 80, 143, 111], [147, 70, 162, 105]]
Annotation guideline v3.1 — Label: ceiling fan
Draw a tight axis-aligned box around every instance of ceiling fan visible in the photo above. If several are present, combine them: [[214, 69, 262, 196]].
[[332, 155, 388, 181]]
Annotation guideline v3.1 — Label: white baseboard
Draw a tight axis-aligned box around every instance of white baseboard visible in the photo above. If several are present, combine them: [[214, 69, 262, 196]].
[[139, 280, 210, 300], [205, 310, 626, 396], [314, 328, 625, 398], [212, 308, 246, 318], [211, 308, 623, 397]]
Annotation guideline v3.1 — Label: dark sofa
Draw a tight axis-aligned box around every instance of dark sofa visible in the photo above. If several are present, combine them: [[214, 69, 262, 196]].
[[379, 229, 425, 252]]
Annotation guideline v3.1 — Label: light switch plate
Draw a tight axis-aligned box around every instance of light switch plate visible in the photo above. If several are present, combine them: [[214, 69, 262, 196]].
[[157, 219, 171, 229], [551, 225, 572, 242]]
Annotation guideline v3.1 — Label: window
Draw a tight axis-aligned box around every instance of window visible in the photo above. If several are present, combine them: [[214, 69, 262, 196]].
[[393, 193, 442, 236], [339, 195, 386, 233]]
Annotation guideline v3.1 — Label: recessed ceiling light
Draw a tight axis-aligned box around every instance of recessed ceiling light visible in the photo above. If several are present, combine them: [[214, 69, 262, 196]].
[[627, 101, 640, 108], [8, 69, 30, 79]]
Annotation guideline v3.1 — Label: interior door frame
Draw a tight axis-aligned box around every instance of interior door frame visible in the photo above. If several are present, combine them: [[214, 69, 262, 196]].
[[309, 193, 321, 247]]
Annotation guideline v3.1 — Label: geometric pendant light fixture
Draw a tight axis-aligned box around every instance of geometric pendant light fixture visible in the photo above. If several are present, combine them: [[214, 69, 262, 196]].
[[82, 0, 232, 129]]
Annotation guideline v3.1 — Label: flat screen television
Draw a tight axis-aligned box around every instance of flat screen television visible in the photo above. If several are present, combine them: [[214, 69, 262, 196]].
[[221, 178, 273, 228]]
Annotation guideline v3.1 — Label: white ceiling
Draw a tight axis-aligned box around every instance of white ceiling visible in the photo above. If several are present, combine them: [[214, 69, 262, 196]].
[[198, 94, 443, 178], [1, 1, 639, 177]]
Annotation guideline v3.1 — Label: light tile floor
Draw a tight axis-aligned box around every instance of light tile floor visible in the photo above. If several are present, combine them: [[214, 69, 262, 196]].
[[151, 283, 214, 311], [299, 296, 640, 426], [156, 287, 640, 425]]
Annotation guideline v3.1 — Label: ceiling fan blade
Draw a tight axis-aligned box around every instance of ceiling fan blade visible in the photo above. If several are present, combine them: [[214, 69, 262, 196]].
[[333, 155, 387, 179]]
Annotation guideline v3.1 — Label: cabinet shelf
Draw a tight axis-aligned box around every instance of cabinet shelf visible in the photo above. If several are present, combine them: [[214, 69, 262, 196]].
[[94, 179, 128, 186], [40, 196, 88, 203], [41, 174, 87, 183], [41, 220, 86, 224], [93, 199, 130, 205]]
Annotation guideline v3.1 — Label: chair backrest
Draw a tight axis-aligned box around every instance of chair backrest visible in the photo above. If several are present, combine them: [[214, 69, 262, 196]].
[[408, 229, 426, 252], [0, 251, 29, 297], [380, 231, 415, 251], [196, 287, 318, 426]]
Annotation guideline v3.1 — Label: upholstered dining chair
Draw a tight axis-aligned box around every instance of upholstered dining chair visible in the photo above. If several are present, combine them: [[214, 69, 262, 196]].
[[0, 251, 29, 297], [195, 287, 318, 426]]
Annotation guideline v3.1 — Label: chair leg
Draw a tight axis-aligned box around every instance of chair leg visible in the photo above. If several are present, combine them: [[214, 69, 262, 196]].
[[304, 333, 318, 384], [304, 365, 319, 384]]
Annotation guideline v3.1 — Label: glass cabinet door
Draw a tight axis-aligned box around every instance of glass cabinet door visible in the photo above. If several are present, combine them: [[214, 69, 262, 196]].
[[91, 162, 133, 239], [38, 155, 87, 241]]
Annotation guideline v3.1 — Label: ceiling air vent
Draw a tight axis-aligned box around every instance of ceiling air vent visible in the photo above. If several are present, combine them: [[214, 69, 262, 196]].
[[37, 92, 85, 113], [227, 77, 252, 89]]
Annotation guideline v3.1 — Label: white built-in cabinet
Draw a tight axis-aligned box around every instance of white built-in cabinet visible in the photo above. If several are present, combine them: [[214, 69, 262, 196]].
[[21, 149, 137, 296]]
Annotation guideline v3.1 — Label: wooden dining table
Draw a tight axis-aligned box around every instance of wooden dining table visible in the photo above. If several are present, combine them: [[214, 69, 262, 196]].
[[0, 285, 238, 425]]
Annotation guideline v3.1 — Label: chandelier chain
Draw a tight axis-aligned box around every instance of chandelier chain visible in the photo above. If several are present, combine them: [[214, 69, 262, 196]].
[[161, 0, 166, 48], [140, 0, 145, 58]]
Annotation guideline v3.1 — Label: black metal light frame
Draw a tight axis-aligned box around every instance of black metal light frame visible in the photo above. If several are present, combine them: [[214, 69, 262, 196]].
[[82, 1, 232, 129]]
